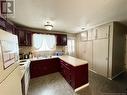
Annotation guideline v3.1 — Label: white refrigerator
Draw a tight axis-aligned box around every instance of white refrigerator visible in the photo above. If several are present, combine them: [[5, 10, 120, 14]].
[[0, 29, 22, 95]]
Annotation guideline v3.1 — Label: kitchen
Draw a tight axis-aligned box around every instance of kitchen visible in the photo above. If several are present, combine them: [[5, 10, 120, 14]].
[[0, 0, 127, 95]]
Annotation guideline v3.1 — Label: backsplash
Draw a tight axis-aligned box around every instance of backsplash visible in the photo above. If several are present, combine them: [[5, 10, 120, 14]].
[[19, 46, 67, 58]]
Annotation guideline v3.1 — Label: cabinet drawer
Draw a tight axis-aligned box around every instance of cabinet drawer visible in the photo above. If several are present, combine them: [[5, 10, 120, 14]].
[[60, 62, 71, 75], [60, 60, 71, 68]]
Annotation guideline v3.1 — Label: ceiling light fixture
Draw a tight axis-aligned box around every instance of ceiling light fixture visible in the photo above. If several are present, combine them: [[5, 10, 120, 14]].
[[44, 21, 53, 30], [81, 27, 85, 31]]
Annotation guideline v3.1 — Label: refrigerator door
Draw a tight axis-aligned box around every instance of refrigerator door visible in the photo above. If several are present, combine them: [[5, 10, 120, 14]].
[[1, 40, 19, 69], [0, 66, 22, 95], [0, 29, 19, 77], [0, 29, 22, 95]]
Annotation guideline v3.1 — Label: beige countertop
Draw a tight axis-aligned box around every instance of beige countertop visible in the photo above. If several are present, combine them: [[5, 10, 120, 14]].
[[59, 55, 88, 67], [30, 56, 58, 62], [29, 55, 88, 67]]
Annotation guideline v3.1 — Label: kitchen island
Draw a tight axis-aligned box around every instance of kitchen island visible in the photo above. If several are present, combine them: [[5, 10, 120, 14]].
[[59, 56, 88, 91]]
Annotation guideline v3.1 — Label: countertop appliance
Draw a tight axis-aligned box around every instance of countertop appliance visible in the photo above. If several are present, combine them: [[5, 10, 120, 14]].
[[55, 51, 64, 56], [0, 29, 22, 95]]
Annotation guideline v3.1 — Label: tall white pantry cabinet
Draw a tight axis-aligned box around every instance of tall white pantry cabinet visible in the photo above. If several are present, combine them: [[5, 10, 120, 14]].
[[77, 22, 126, 79]]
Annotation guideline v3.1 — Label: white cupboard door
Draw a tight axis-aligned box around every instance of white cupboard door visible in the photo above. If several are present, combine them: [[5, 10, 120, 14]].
[[88, 29, 92, 40], [85, 41, 93, 70], [78, 42, 84, 59], [96, 25, 110, 39], [80, 31, 88, 41], [0, 66, 22, 95], [92, 29, 97, 40], [79, 42, 87, 60], [93, 39, 109, 77]]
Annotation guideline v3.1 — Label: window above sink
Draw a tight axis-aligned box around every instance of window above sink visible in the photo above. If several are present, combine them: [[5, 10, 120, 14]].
[[33, 34, 56, 51]]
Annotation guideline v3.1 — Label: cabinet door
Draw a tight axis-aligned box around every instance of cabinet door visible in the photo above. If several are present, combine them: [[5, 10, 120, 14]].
[[60, 60, 71, 84], [85, 41, 93, 70], [46, 58, 60, 73], [30, 61, 48, 78], [0, 17, 6, 30], [78, 42, 87, 60], [88, 29, 92, 40], [80, 31, 88, 41], [92, 29, 97, 40], [56, 34, 67, 46], [96, 25, 110, 39], [62, 35, 67, 45], [30, 59, 60, 78], [64, 66, 71, 84], [6, 21, 13, 33], [12, 26, 17, 35], [93, 39, 109, 77], [56, 34, 61, 45], [25, 31, 32, 46], [18, 30, 26, 46]]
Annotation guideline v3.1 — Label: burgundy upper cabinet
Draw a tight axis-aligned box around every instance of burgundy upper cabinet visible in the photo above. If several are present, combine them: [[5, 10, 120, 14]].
[[16, 28, 32, 46], [26, 31, 32, 46], [0, 17, 6, 30], [18, 29, 26, 46], [0, 16, 14, 33], [56, 34, 67, 46], [5, 21, 14, 33]]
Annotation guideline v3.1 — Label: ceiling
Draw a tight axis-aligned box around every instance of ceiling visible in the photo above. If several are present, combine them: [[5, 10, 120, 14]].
[[9, 0, 127, 33]]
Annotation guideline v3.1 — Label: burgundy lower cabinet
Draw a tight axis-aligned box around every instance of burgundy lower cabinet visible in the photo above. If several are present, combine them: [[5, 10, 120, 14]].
[[30, 58, 88, 89], [30, 58, 60, 78], [60, 60, 88, 89], [60, 60, 72, 84]]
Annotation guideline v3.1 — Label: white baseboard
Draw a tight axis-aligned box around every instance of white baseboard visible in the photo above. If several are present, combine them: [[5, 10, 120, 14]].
[[89, 69, 96, 73], [89, 69, 125, 80], [108, 70, 125, 80], [75, 83, 89, 92]]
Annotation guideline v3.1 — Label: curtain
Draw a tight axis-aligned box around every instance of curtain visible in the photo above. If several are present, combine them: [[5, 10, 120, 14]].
[[33, 34, 56, 51]]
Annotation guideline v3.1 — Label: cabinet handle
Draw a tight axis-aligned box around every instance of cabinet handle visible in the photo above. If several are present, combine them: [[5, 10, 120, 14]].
[[106, 33, 108, 38], [106, 57, 108, 64], [106, 57, 108, 60]]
